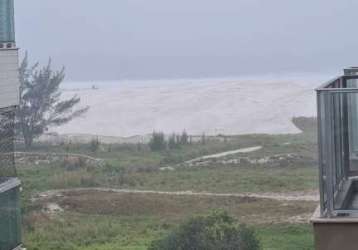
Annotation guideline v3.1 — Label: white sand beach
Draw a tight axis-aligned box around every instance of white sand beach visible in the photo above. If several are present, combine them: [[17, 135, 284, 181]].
[[54, 77, 323, 138]]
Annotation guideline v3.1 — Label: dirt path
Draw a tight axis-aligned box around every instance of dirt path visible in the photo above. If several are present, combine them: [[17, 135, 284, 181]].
[[14, 151, 103, 162], [35, 187, 319, 202], [185, 146, 263, 165]]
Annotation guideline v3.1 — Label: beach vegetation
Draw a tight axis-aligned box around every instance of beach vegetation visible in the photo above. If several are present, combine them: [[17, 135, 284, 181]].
[[148, 210, 261, 250], [17, 54, 89, 148]]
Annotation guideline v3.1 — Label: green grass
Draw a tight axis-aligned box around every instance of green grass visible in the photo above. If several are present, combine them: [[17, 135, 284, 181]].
[[17, 131, 317, 171], [257, 224, 314, 250], [121, 166, 317, 193], [24, 213, 162, 250], [18, 131, 318, 197], [24, 212, 315, 250], [24, 188, 317, 250], [19, 124, 318, 250], [18, 164, 317, 204]]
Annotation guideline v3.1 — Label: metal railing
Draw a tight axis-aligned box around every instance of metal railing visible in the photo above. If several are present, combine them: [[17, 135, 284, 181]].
[[0, 106, 21, 250], [317, 68, 358, 217], [0, 178, 21, 250]]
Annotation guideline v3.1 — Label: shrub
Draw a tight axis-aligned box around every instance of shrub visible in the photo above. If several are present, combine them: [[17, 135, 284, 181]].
[[149, 132, 166, 151], [180, 130, 189, 145], [201, 133, 206, 145], [62, 156, 85, 170], [168, 134, 180, 150], [89, 137, 100, 152], [292, 117, 317, 134], [148, 210, 261, 250]]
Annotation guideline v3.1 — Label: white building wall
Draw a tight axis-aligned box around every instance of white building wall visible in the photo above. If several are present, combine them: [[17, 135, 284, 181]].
[[0, 48, 19, 108]]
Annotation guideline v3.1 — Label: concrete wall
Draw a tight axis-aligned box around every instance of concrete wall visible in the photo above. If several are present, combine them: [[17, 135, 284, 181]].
[[0, 48, 19, 108], [313, 222, 358, 250], [312, 207, 358, 250]]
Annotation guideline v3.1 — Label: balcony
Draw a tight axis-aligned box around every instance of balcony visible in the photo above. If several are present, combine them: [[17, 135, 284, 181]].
[[316, 67, 358, 217]]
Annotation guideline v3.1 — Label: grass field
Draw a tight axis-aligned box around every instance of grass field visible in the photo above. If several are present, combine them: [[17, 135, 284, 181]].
[[24, 191, 316, 250], [24, 211, 315, 250], [19, 118, 319, 250]]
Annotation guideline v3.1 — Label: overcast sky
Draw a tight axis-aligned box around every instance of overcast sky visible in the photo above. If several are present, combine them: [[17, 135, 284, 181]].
[[15, 0, 358, 81]]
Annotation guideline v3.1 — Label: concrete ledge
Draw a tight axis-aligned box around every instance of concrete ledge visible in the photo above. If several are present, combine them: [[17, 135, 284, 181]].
[[312, 206, 358, 250]]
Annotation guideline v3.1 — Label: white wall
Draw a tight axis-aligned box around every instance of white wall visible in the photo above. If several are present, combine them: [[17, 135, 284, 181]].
[[0, 48, 19, 108]]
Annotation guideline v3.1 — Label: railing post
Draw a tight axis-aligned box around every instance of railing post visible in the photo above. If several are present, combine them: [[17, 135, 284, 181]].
[[326, 93, 335, 217]]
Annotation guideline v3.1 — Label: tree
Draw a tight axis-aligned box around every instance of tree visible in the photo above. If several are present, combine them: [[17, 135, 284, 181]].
[[201, 133, 206, 145], [89, 136, 101, 153], [180, 130, 189, 145], [17, 54, 89, 148], [149, 131, 166, 151], [168, 133, 179, 150], [149, 210, 261, 250]]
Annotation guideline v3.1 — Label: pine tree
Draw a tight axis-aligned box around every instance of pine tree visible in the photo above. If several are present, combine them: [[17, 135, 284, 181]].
[[168, 133, 179, 150], [180, 130, 189, 145], [17, 54, 89, 148], [149, 131, 166, 151]]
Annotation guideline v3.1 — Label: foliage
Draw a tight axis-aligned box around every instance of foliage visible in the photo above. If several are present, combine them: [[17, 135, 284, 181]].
[[17, 54, 89, 148], [168, 134, 179, 150], [148, 210, 261, 250], [90, 137, 101, 152], [149, 132, 166, 151], [19, 130, 318, 250], [180, 130, 189, 145], [150, 131, 191, 151], [201, 133, 206, 145], [292, 117, 317, 135]]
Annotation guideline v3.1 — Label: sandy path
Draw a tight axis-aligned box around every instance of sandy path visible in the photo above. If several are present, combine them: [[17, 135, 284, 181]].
[[185, 146, 262, 164], [35, 188, 319, 202]]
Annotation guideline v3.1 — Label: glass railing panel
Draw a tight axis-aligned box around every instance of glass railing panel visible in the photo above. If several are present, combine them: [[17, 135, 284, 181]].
[[317, 87, 358, 216], [0, 0, 15, 42], [0, 184, 21, 250], [317, 91, 330, 215]]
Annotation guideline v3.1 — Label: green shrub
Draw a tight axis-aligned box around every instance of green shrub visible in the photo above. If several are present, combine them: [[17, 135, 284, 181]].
[[180, 130, 189, 145], [149, 132, 166, 151], [89, 137, 101, 152], [168, 134, 180, 150], [148, 210, 261, 250]]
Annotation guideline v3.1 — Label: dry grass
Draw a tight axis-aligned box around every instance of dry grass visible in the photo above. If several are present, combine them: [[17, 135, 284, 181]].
[[35, 190, 316, 225]]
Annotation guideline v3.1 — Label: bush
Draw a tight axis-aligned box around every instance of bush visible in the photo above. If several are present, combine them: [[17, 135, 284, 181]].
[[148, 210, 261, 250], [180, 130, 189, 145], [168, 134, 180, 150], [89, 137, 101, 152], [149, 132, 166, 151], [62, 156, 85, 170]]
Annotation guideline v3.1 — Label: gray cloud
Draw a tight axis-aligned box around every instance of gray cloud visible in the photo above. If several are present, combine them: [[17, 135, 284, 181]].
[[15, 0, 357, 80]]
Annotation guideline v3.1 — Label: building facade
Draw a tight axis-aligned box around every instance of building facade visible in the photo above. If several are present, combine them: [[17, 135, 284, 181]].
[[0, 0, 18, 108], [0, 0, 22, 250]]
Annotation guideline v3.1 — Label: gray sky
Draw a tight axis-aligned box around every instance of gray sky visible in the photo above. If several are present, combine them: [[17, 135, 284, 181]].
[[15, 0, 358, 81]]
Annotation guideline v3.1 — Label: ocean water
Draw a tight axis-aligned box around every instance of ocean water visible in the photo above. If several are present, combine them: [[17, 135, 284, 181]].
[[61, 72, 333, 91], [53, 74, 328, 138]]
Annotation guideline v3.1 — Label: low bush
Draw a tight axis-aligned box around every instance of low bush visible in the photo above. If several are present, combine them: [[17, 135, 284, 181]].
[[149, 210, 261, 250]]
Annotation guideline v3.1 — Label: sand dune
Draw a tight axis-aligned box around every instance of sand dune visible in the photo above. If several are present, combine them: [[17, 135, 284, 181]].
[[54, 78, 320, 137]]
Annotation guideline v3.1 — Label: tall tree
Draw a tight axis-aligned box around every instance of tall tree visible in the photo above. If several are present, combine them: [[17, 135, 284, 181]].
[[17, 54, 89, 148]]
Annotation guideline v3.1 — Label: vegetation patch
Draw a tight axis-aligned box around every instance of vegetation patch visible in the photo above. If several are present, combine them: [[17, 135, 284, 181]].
[[20, 117, 319, 249]]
